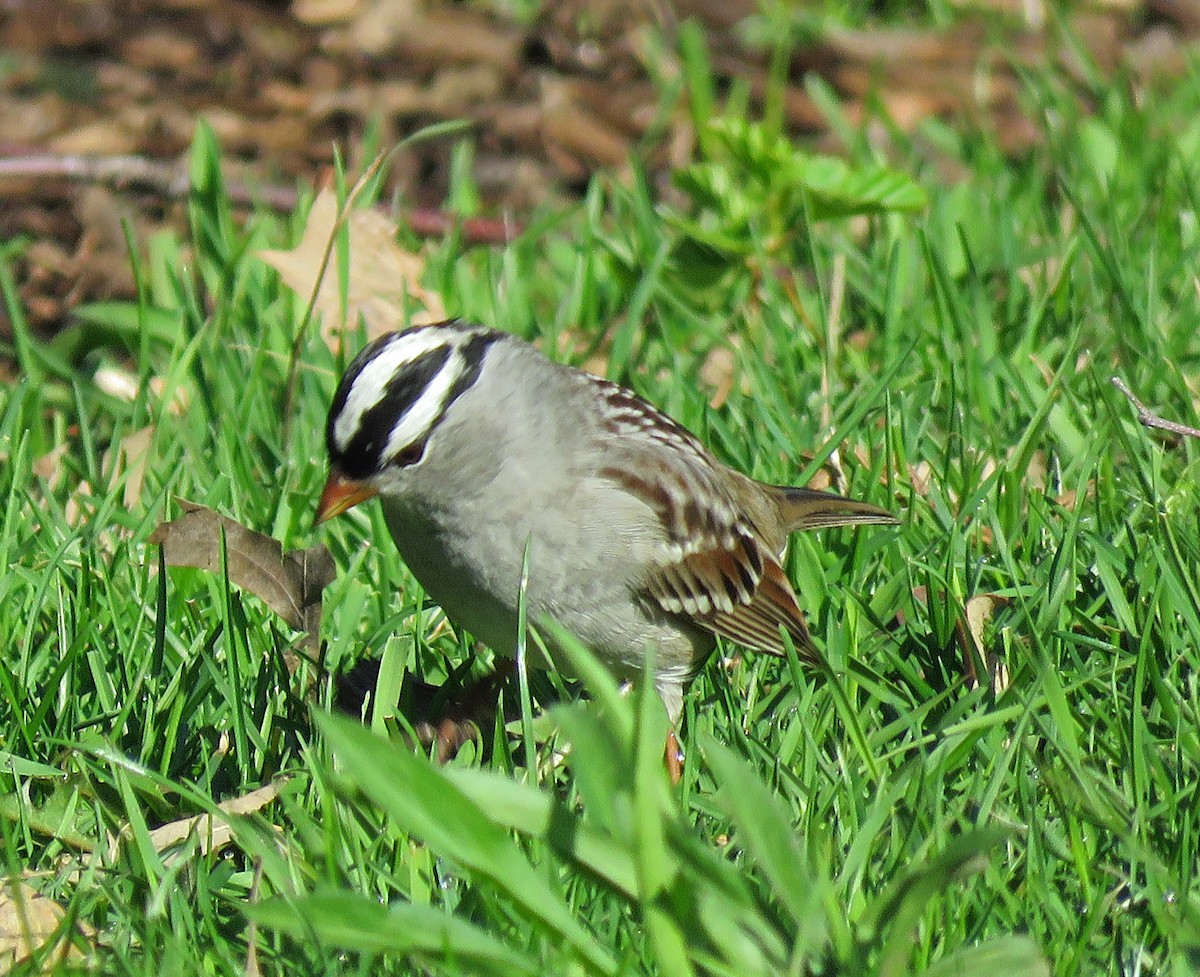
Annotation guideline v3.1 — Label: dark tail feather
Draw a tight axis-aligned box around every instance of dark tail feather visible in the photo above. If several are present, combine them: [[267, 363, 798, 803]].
[[775, 486, 900, 533]]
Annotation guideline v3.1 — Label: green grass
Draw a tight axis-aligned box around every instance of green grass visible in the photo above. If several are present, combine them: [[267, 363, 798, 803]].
[[4, 25, 1200, 977]]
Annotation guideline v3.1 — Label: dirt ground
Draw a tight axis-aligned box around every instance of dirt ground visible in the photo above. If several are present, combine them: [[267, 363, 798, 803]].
[[0, 0, 1195, 339]]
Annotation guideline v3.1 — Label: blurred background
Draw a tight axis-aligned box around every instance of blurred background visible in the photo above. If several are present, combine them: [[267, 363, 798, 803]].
[[0, 0, 1187, 343]]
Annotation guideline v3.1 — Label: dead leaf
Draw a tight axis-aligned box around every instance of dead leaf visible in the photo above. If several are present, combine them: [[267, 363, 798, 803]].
[[699, 344, 736, 410], [104, 424, 154, 510], [541, 77, 633, 173], [123, 30, 203, 71], [0, 879, 92, 971], [93, 365, 141, 402], [149, 500, 334, 636], [48, 118, 142, 156], [64, 480, 95, 529], [94, 363, 190, 416], [258, 187, 446, 343], [115, 781, 285, 865], [32, 443, 71, 489], [908, 461, 932, 497], [91, 363, 168, 511], [320, 0, 522, 71], [1017, 449, 1048, 491], [1055, 489, 1077, 509], [805, 468, 833, 492], [957, 593, 1011, 694], [292, 0, 363, 25]]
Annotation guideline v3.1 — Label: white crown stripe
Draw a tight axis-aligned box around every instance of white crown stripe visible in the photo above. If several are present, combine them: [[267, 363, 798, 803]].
[[383, 349, 462, 459], [333, 329, 453, 452]]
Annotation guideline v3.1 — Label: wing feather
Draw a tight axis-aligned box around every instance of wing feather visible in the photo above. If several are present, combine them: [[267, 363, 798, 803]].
[[585, 372, 851, 668], [645, 530, 817, 660], [599, 456, 819, 663]]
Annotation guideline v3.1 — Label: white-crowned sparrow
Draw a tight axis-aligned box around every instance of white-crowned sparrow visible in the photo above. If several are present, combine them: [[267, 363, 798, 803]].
[[316, 319, 897, 727]]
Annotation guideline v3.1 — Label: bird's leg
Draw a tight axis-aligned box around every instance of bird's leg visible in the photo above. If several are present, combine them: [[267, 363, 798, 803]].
[[401, 668, 507, 762], [653, 668, 688, 785], [665, 729, 685, 785]]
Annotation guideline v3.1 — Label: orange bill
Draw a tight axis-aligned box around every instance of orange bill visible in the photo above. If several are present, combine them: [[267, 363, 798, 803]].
[[315, 471, 378, 525]]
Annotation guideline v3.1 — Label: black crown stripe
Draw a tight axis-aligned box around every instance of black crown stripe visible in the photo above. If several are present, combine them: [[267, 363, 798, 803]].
[[333, 342, 453, 479]]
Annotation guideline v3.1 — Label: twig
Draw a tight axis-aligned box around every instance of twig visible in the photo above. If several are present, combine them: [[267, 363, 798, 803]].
[[0, 151, 521, 244], [822, 252, 847, 493], [281, 152, 389, 443], [1111, 376, 1200, 439]]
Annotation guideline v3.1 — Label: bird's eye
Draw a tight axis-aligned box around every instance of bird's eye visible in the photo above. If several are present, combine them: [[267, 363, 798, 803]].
[[393, 440, 426, 467]]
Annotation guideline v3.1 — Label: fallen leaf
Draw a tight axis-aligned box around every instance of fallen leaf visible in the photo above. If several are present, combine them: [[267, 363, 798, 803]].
[[149, 500, 334, 637], [104, 424, 154, 510], [48, 118, 142, 156], [123, 30, 203, 71], [540, 77, 637, 171], [258, 186, 446, 344], [957, 592, 1011, 694], [0, 879, 92, 970], [1055, 489, 1078, 509], [292, 0, 363, 25], [32, 443, 70, 489], [699, 343, 736, 410], [319, 0, 522, 71], [94, 364, 190, 415], [64, 480, 95, 529], [92, 365, 141, 402], [113, 781, 285, 865], [908, 460, 932, 496], [805, 468, 833, 492]]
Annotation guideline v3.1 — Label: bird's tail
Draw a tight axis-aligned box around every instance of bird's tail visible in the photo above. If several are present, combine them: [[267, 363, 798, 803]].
[[774, 485, 900, 533]]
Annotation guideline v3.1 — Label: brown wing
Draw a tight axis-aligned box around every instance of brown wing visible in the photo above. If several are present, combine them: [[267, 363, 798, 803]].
[[587, 386, 818, 663], [644, 522, 818, 660], [583, 372, 839, 662]]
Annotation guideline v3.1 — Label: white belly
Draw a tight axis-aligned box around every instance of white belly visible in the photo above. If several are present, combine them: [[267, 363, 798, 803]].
[[379, 491, 712, 681]]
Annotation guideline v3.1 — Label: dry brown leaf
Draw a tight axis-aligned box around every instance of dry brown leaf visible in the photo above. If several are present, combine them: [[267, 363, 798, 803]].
[[258, 187, 446, 344], [699, 344, 736, 410], [94, 364, 190, 416], [0, 91, 68, 143], [322, 0, 522, 71], [957, 593, 1011, 694], [908, 460, 932, 497], [91, 368, 171, 511], [64, 480, 95, 529], [149, 499, 334, 636], [0, 879, 92, 971], [1019, 449, 1048, 491], [117, 781, 285, 864], [32, 443, 70, 489], [23, 240, 73, 277], [541, 77, 633, 173], [123, 30, 203, 71], [292, 0, 363, 25], [421, 64, 503, 117], [312, 0, 417, 43], [805, 468, 834, 492], [309, 79, 419, 120], [48, 118, 141, 156], [104, 424, 154, 511], [261, 79, 315, 114]]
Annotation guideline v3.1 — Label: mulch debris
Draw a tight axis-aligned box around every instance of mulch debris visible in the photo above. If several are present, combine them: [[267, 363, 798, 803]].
[[0, 0, 1196, 336]]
